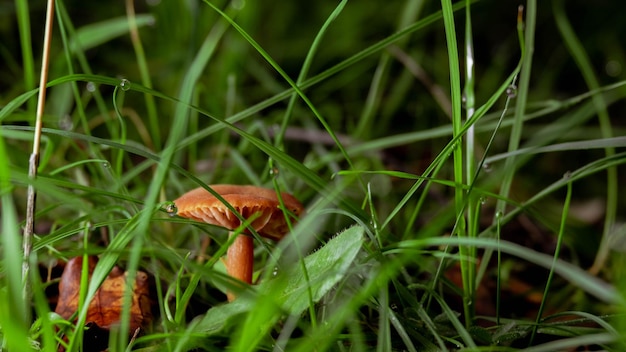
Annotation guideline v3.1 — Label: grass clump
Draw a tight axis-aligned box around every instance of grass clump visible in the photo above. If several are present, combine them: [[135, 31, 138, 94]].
[[1, 0, 626, 351]]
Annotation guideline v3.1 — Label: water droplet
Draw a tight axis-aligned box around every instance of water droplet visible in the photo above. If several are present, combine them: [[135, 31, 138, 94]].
[[120, 78, 131, 91], [390, 303, 398, 311], [563, 170, 572, 179], [86, 82, 96, 92], [495, 211, 503, 219], [163, 202, 178, 216], [506, 84, 517, 98], [270, 167, 279, 177], [482, 163, 492, 173], [272, 266, 279, 277], [605, 60, 622, 77], [102, 161, 111, 169], [479, 196, 487, 205]]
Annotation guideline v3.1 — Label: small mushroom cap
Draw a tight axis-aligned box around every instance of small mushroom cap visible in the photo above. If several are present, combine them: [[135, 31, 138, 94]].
[[174, 184, 304, 241]]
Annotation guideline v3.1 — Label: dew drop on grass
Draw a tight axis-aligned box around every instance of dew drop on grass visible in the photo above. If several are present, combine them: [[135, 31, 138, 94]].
[[505, 84, 517, 98], [482, 163, 492, 173], [163, 202, 178, 216], [495, 211, 503, 220], [271, 266, 279, 277], [86, 82, 96, 92], [270, 167, 279, 177], [102, 161, 111, 169], [563, 170, 572, 179], [479, 196, 487, 205], [119, 78, 131, 91]]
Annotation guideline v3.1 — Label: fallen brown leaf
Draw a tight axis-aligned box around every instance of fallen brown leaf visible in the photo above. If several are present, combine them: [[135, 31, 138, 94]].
[[54, 256, 152, 342]]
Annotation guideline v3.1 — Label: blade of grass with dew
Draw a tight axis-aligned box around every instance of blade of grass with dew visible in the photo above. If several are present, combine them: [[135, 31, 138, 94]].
[[553, 0, 618, 276], [441, 0, 473, 326], [111, 85, 128, 175], [380, 7, 527, 235], [463, 0, 481, 326], [493, 3, 535, 223]]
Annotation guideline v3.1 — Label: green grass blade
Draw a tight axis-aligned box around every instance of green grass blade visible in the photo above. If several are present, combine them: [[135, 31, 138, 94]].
[[14, 0, 35, 112], [494, 3, 534, 217]]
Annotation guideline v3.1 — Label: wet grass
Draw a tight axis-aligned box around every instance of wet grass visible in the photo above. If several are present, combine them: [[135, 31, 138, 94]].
[[1, 0, 626, 350]]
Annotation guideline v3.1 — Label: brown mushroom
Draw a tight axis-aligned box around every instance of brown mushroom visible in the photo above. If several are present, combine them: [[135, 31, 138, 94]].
[[174, 184, 304, 301]]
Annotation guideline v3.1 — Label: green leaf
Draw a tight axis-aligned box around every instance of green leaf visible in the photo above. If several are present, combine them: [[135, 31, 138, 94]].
[[265, 225, 364, 316], [468, 325, 492, 345], [191, 300, 249, 334], [194, 225, 364, 335]]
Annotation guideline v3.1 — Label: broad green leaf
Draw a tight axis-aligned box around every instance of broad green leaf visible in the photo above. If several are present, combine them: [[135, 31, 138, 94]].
[[194, 225, 364, 335], [264, 225, 364, 316], [191, 300, 249, 334]]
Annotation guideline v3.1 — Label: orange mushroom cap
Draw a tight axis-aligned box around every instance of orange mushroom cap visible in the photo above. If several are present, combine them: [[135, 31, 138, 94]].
[[174, 184, 304, 240]]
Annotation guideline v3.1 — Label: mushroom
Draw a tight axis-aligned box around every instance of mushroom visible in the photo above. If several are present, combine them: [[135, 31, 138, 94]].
[[174, 184, 304, 301]]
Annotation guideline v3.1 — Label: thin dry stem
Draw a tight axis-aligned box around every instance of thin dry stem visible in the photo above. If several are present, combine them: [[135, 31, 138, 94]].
[[23, 0, 55, 305]]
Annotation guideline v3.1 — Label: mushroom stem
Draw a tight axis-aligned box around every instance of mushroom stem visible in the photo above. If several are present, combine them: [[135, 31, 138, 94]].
[[225, 232, 253, 301]]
